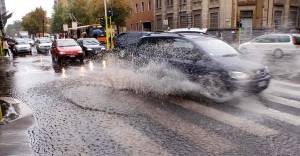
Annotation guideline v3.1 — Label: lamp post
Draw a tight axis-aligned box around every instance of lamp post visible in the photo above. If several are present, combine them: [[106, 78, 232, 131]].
[[104, 0, 110, 49]]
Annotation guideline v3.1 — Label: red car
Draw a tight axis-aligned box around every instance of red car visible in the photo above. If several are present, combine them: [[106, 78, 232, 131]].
[[50, 39, 84, 64]]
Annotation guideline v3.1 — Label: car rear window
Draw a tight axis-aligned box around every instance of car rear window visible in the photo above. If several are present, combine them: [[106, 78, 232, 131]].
[[57, 40, 78, 47]]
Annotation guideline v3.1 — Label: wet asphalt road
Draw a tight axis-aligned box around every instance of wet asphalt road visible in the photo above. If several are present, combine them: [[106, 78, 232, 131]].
[[6, 52, 300, 156]]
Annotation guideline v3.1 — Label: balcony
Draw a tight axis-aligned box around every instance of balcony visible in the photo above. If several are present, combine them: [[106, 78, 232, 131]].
[[209, 0, 220, 8], [274, 0, 285, 6]]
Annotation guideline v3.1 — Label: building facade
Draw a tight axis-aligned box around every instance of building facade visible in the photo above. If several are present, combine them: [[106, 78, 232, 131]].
[[125, 0, 154, 31], [153, 0, 300, 31]]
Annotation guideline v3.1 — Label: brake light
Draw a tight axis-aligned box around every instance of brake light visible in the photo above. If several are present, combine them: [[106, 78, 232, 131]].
[[292, 36, 297, 45]]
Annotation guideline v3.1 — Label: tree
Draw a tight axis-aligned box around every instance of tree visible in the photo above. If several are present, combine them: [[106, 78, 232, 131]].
[[5, 21, 22, 37], [51, 5, 69, 33], [68, 0, 92, 25], [21, 7, 48, 36], [110, 0, 131, 33]]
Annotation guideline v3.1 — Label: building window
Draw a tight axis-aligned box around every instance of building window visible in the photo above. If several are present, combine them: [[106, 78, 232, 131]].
[[141, 2, 145, 12], [167, 14, 174, 29], [131, 24, 133, 30], [179, 12, 188, 28], [149, 1, 151, 10], [193, 14, 202, 28], [167, 0, 174, 7], [136, 23, 139, 31], [156, 15, 162, 30], [209, 11, 219, 28], [136, 3, 138, 13], [274, 10, 283, 29], [156, 0, 161, 9], [288, 7, 299, 29]]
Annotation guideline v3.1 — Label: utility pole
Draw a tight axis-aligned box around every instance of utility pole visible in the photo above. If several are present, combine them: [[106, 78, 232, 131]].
[[104, 0, 110, 49]]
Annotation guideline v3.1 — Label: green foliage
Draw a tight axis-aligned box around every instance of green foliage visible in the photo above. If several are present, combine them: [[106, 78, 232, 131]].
[[51, 5, 69, 33], [21, 7, 48, 35]]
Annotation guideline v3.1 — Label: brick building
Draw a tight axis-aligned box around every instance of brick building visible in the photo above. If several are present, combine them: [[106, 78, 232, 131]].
[[153, 0, 300, 32], [125, 0, 154, 31]]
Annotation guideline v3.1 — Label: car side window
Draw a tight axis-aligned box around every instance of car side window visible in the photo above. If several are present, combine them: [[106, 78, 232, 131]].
[[254, 35, 275, 43], [170, 38, 199, 60], [277, 35, 291, 43]]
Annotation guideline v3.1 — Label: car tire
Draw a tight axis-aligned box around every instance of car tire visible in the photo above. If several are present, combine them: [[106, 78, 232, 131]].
[[273, 49, 283, 59], [197, 74, 234, 103]]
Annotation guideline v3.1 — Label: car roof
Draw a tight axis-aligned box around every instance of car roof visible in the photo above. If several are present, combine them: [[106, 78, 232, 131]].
[[143, 32, 183, 38], [77, 38, 97, 40], [168, 28, 208, 33], [56, 39, 76, 41]]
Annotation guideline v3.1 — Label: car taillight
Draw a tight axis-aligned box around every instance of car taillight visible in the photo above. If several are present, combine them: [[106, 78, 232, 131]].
[[292, 36, 297, 45]]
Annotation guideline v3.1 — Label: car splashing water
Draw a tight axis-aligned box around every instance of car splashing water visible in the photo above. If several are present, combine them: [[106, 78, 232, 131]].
[[83, 54, 238, 102]]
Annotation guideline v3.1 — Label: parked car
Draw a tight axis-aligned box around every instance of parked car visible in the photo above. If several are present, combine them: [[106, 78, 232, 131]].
[[77, 38, 105, 57], [36, 38, 52, 54], [133, 33, 271, 102], [168, 28, 208, 35], [13, 38, 32, 56], [239, 34, 300, 58], [113, 32, 151, 58], [23, 38, 35, 46], [50, 39, 84, 64]]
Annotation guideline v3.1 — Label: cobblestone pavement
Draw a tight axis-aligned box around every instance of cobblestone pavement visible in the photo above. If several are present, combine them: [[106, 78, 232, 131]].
[[2, 54, 300, 156]]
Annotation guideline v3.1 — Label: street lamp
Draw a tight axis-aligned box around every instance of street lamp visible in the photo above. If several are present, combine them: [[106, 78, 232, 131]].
[[103, 0, 110, 49]]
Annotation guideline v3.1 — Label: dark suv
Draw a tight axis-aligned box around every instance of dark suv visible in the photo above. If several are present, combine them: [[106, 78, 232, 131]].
[[133, 33, 271, 102]]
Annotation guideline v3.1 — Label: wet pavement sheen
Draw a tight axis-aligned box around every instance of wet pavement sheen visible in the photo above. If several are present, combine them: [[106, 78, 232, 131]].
[[3, 54, 300, 156]]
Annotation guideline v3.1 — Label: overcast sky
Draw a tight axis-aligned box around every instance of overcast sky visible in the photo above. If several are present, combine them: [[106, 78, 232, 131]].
[[6, 0, 54, 24]]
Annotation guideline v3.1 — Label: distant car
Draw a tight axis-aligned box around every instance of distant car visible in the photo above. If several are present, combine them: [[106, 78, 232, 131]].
[[133, 33, 271, 102], [13, 38, 32, 56], [36, 38, 52, 54], [113, 32, 151, 58], [50, 39, 84, 64], [239, 34, 300, 58], [23, 38, 34, 46], [168, 28, 208, 35], [77, 38, 105, 57]]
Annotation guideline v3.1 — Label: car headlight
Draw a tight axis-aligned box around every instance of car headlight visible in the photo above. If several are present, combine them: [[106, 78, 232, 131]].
[[229, 71, 250, 80], [59, 51, 65, 54], [78, 50, 83, 53], [87, 48, 93, 51]]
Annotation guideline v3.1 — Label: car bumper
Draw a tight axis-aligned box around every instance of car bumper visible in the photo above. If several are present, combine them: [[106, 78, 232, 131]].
[[16, 49, 31, 53], [229, 75, 271, 93], [38, 47, 51, 53], [58, 53, 84, 59]]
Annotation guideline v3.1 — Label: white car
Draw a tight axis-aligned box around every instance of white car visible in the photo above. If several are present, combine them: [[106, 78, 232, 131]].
[[13, 38, 32, 55], [239, 34, 300, 58], [168, 28, 208, 35], [36, 38, 52, 54]]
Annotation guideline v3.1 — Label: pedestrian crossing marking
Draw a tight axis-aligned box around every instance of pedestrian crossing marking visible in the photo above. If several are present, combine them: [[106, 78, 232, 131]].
[[237, 98, 300, 126], [172, 99, 278, 137], [139, 104, 236, 154], [101, 116, 171, 156], [263, 94, 300, 109]]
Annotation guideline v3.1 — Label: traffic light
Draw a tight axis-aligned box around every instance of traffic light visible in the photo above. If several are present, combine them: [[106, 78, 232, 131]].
[[108, 8, 113, 17], [100, 17, 105, 27]]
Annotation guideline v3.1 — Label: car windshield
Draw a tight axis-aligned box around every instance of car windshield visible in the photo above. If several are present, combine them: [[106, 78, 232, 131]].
[[195, 39, 239, 57], [39, 39, 51, 43], [83, 39, 99, 45], [16, 39, 29, 44], [57, 40, 78, 47]]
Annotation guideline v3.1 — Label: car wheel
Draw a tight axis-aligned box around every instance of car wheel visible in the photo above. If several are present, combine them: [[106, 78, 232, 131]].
[[80, 57, 84, 64], [198, 74, 233, 103], [273, 49, 283, 59]]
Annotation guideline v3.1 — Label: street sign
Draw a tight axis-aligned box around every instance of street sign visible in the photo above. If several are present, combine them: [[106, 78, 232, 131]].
[[72, 22, 77, 29], [63, 24, 68, 32]]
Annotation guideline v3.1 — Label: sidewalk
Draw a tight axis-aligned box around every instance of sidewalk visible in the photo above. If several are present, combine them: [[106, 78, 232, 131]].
[[0, 57, 34, 156]]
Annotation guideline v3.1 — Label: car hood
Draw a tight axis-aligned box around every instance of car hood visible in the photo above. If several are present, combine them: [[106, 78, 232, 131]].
[[58, 46, 82, 51], [15, 44, 31, 48], [84, 45, 104, 49], [212, 56, 265, 73], [39, 43, 52, 46]]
